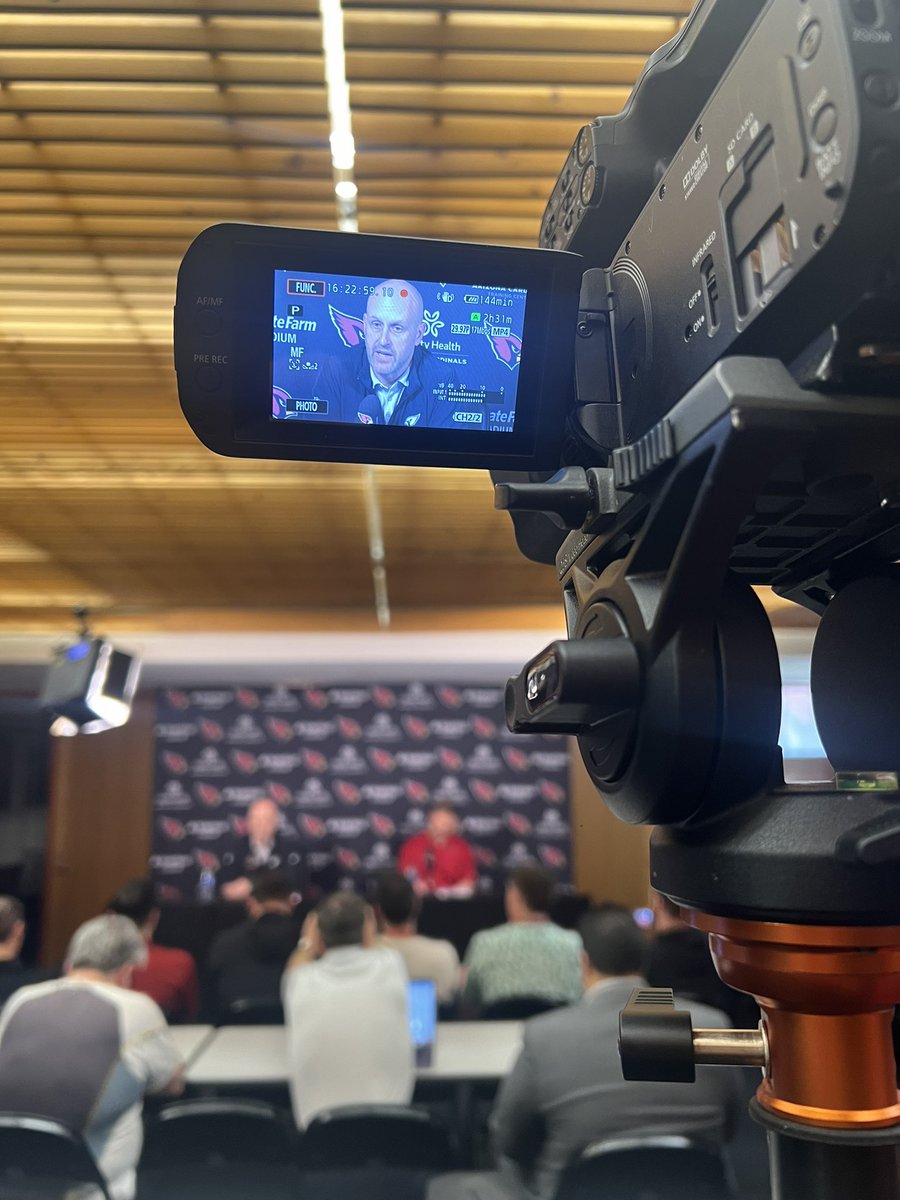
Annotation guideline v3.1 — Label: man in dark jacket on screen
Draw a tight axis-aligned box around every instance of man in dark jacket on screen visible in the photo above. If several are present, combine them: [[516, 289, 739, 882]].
[[313, 279, 459, 427]]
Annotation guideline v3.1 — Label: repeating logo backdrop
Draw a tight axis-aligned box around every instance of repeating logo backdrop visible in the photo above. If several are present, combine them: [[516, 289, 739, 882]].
[[151, 683, 572, 898]]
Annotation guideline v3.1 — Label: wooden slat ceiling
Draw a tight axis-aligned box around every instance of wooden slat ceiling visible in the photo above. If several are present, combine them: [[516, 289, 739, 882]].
[[0, 1, 708, 634]]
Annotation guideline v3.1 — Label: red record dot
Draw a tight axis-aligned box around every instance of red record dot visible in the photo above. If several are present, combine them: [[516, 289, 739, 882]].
[[400, 288, 408, 297]]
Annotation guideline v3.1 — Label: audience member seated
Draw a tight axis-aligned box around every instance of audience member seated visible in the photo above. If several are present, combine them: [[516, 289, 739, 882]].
[[375, 870, 461, 1005], [462, 865, 582, 1013], [398, 802, 477, 898], [283, 891, 413, 1128], [208, 869, 298, 1019], [109, 877, 200, 1022], [0, 913, 184, 1200], [431, 907, 740, 1200], [0, 895, 56, 1007], [644, 890, 759, 1027]]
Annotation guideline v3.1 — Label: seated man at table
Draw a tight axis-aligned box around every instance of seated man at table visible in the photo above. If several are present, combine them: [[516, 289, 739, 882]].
[[431, 907, 740, 1200], [0, 914, 184, 1200], [218, 796, 308, 901], [109, 877, 200, 1022], [283, 890, 414, 1127], [208, 868, 298, 1021], [375, 870, 461, 1005], [397, 802, 477, 898], [462, 865, 582, 1015]]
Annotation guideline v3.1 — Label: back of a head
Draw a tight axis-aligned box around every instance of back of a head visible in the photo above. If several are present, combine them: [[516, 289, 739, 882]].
[[508, 864, 555, 916], [108, 877, 157, 926], [0, 896, 24, 944], [316, 891, 367, 950], [66, 913, 148, 974], [375, 871, 416, 926], [579, 907, 645, 977], [251, 869, 292, 907]]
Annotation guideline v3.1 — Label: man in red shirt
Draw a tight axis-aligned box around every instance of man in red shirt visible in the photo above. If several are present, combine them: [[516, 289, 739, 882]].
[[109, 878, 200, 1022], [397, 803, 477, 898]]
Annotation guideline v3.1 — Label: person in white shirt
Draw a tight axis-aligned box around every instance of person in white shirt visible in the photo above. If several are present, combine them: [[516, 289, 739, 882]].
[[375, 870, 460, 1005], [0, 914, 183, 1200], [282, 891, 414, 1128]]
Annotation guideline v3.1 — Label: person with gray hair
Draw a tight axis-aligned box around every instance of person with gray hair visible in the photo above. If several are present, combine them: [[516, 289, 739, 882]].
[[0, 895, 56, 1007], [282, 890, 414, 1127], [0, 913, 183, 1200]]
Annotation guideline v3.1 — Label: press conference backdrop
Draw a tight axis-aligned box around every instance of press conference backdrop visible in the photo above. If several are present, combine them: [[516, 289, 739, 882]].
[[150, 683, 572, 896]]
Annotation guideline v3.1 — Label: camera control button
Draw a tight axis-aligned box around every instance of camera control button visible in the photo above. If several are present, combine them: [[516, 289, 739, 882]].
[[195, 364, 222, 391], [864, 71, 899, 109], [195, 308, 222, 336], [812, 103, 838, 146], [798, 20, 822, 62]]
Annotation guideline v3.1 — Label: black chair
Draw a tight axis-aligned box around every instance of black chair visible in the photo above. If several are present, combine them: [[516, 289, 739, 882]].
[[219, 996, 285, 1025], [0, 1112, 112, 1199], [298, 1104, 459, 1171], [555, 1135, 736, 1200], [481, 996, 564, 1020]]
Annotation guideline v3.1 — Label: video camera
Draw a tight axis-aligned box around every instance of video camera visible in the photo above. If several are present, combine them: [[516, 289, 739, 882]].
[[176, 2, 900, 1192]]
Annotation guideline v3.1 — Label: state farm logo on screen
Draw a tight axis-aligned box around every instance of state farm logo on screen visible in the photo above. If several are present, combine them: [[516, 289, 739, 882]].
[[364, 714, 402, 741], [333, 779, 362, 806], [539, 780, 566, 805], [370, 813, 396, 838], [536, 810, 569, 839], [236, 688, 260, 710], [192, 747, 228, 777], [301, 748, 329, 773], [298, 814, 328, 840], [503, 841, 534, 868], [199, 717, 224, 743], [158, 816, 187, 841], [506, 812, 533, 837], [401, 715, 430, 740], [266, 781, 293, 807], [262, 686, 300, 712], [398, 683, 434, 709], [437, 686, 463, 709], [295, 779, 331, 809], [473, 846, 498, 868], [538, 845, 568, 870], [337, 716, 363, 740], [469, 778, 497, 805], [303, 688, 329, 710], [335, 847, 361, 871], [368, 747, 396, 773], [467, 744, 502, 773], [227, 715, 265, 744], [438, 746, 463, 771], [156, 781, 190, 810], [265, 717, 295, 743], [372, 686, 396, 709], [435, 775, 467, 804], [471, 715, 497, 739], [502, 747, 531, 772], [161, 750, 189, 775], [404, 779, 430, 805], [331, 745, 367, 774], [164, 688, 190, 710], [365, 843, 393, 871], [195, 849, 221, 873], [230, 749, 259, 775], [194, 782, 222, 808]]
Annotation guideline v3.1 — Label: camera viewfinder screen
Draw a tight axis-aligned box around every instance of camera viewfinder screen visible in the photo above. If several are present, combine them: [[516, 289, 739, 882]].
[[271, 269, 527, 431]]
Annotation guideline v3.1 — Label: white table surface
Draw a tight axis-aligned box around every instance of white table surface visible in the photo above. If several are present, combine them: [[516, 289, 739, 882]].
[[170, 1024, 215, 1066], [186, 1021, 523, 1086]]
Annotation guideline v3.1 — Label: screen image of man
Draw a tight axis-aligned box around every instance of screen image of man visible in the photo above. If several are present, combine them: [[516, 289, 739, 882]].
[[397, 803, 477, 898], [313, 280, 460, 427]]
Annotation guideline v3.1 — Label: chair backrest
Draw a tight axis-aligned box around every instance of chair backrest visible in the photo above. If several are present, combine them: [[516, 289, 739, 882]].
[[481, 996, 563, 1020], [220, 996, 285, 1025], [298, 1105, 458, 1171], [0, 1112, 112, 1199], [555, 1135, 735, 1200], [140, 1098, 296, 1170]]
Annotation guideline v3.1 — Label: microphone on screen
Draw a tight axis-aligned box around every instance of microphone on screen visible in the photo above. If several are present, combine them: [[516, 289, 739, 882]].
[[424, 848, 435, 879]]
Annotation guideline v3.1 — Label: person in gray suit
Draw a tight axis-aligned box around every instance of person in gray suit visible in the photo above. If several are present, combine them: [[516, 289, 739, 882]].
[[430, 906, 741, 1200]]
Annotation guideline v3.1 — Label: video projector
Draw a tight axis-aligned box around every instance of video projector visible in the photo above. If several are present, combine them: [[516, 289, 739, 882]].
[[175, 2, 900, 1194]]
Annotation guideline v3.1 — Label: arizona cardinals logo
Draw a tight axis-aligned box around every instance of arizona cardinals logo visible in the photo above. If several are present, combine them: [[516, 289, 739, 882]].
[[471, 715, 497, 739], [402, 716, 430, 740], [162, 751, 189, 775], [165, 689, 189, 710], [299, 815, 327, 839], [368, 748, 396, 773], [336, 847, 361, 870], [159, 817, 186, 840], [329, 305, 365, 348], [469, 778, 496, 804], [488, 332, 522, 370], [267, 782, 292, 807], [273, 386, 291, 417], [403, 414, 421, 426], [195, 850, 221, 872], [302, 748, 329, 773], [503, 747, 530, 772], [304, 689, 329, 710], [194, 783, 222, 808], [438, 746, 463, 771], [474, 846, 497, 868], [405, 780, 430, 805], [357, 412, 374, 424], [372, 686, 396, 709], [507, 812, 532, 836], [231, 816, 248, 837], [438, 687, 463, 709], [371, 814, 396, 837], [334, 780, 362, 806], [266, 717, 294, 743], [199, 718, 223, 742], [539, 780, 566, 805], [538, 845, 567, 870], [231, 750, 259, 775], [338, 716, 362, 740], [157, 884, 182, 901], [236, 688, 259, 710]]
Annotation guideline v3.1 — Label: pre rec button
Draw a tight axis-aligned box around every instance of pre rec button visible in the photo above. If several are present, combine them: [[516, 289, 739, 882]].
[[195, 307, 222, 335], [195, 363, 222, 391], [812, 103, 838, 146]]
